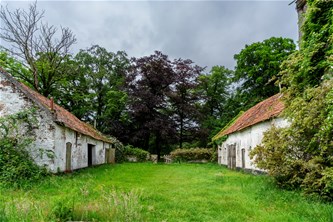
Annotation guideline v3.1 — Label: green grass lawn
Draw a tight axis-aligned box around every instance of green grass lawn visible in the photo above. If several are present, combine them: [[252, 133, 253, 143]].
[[1, 163, 333, 221]]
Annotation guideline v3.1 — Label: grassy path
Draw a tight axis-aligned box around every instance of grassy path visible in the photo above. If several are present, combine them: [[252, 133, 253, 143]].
[[1, 163, 333, 221]]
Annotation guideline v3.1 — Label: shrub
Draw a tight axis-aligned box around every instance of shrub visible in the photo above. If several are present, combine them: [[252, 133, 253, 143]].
[[0, 109, 49, 188], [0, 138, 48, 188], [110, 136, 125, 163], [250, 80, 333, 200], [170, 148, 214, 162], [124, 145, 150, 162]]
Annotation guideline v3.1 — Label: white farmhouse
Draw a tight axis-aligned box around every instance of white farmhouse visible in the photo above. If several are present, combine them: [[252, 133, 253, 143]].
[[0, 68, 116, 173], [213, 94, 289, 172]]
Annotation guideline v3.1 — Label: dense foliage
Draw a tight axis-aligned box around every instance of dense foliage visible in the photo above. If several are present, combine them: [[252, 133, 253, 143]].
[[251, 0, 333, 201], [0, 109, 48, 188], [234, 37, 296, 109], [197, 66, 233, 145], [124, 145, 150, 162], [280, 0, 333, 92], [170, 148, 214, 162], [125, 51, 204, 157]]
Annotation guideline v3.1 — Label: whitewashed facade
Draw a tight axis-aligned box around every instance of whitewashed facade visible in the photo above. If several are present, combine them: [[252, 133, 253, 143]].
[[0, 69, 115, 173], [213, 93, 287, 172], [217, 118, 288, 171]]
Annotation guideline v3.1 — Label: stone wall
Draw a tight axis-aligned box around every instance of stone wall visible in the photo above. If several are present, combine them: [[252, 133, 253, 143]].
[[54, 125, 111, 172], [0, 74, 57, 171]]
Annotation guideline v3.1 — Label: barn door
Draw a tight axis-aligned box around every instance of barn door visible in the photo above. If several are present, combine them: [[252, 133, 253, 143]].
[[109, 148, 115, 164], [65, 142, 72, 172], [227, 144, 236, 169], [241, 148, 245, 169], [105, 148, 110, 163], [105, 147, 116, 164]]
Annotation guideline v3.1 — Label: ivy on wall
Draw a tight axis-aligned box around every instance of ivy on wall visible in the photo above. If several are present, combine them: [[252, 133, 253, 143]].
[[251, 0, 333, 201]]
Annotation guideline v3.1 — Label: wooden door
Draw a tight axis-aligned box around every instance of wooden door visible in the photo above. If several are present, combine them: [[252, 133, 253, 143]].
[[241, 148, 245, 169], [66, 142, 72, 172], [105, 148, 110, 163], [227, 144, 236, 169], [109, 148, 115, 164]]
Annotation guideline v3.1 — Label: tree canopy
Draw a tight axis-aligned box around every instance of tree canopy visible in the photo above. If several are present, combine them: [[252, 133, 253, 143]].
[[0, 2, 76, 96], [234, 37, 296, 108]]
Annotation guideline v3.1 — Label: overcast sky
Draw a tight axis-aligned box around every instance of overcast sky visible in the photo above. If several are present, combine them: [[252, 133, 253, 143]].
[[2, 0, 299, 71]]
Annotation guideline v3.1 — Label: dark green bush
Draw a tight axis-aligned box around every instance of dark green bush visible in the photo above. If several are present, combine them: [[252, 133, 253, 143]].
[[250, 81, 333, 200], [170, 148, 214, 162], [0, 138, 48, 188], [0, 109, 49, 188], [124, 145, 150, 162], [110, 136, 125, 163], [302, 162, 333, 202]]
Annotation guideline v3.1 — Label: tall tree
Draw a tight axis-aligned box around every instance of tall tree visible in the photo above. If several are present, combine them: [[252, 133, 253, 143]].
[[197, 66, 233, 144], [169, 58, 203, 148], [126, 51, 176, 157], [234, 37, 296, 108], [70, 45, 129, 134], [0, 2, 76, 96]]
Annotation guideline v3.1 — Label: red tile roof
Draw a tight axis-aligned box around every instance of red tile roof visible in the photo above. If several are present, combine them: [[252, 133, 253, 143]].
[[1, 69, 113, 143], [213, 94, 284, 140]]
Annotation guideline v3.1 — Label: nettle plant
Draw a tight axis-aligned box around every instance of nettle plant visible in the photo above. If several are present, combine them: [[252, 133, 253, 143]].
[[0, 108, 48, 188]]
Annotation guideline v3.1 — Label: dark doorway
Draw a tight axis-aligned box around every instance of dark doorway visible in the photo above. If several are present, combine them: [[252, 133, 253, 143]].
[[88, 144, 95, 167]]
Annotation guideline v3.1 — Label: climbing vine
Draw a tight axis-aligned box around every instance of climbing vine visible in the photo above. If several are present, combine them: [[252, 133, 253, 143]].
[[252, 0, 333, 201], [279, 0, 333, 95]]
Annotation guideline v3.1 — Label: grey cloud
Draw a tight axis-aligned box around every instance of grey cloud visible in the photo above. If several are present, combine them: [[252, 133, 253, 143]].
[[2, 1, 298, 71]]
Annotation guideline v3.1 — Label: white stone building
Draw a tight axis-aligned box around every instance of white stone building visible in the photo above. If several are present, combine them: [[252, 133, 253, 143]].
[[0, 68, 116, 173], [213, 94, 289, 172]]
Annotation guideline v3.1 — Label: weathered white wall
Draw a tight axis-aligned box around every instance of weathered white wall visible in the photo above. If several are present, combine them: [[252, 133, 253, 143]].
[[54, 125, 112, 172], [0, 75, 56, 171], [0, 75, 29, 116], [1, 74, 112, 173], [218, 118, 289, 171]]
